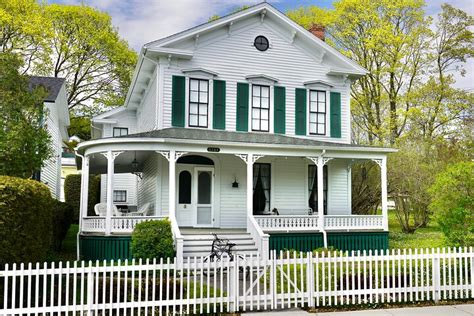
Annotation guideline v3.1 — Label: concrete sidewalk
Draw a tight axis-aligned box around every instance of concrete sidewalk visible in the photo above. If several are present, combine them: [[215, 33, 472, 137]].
[[243, 304, 474, 315]]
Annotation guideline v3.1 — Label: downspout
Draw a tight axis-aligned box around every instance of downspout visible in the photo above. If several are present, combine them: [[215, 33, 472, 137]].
[[319, 150, 328, 248], [75, 150, 85, 261]]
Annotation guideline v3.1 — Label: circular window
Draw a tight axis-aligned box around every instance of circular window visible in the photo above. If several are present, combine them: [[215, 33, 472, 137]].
[[254, 35, 269, 51]]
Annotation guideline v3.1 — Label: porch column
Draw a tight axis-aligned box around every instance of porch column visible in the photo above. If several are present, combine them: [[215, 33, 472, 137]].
[[79, 155, 90, 233], [380, 157, 389, 231], [246, 153, 254, 216], [317, 156, 325, 230], [168, 149, 176, 220]]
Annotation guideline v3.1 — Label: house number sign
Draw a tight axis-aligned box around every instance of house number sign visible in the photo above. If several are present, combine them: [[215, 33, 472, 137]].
[[207, 147, 220, 152]]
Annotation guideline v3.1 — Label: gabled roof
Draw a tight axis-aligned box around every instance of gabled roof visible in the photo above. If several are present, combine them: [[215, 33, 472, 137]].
[[92, 106, 127, 121], [28, 76, 66, 102]]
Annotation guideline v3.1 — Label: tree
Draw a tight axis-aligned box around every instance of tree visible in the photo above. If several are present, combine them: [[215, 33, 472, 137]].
[[0, 53, 52, 178], [429, 162, 474, 246], [43, 4, 137, 113]]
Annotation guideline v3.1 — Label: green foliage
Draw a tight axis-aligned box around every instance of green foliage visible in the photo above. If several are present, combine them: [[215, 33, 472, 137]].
[[351, 162, 381, 215], [131, 220, 175, 260], [429, 162, 474, 246], [0, 52, 52, 178], [51, 200, 74, 252], [64, 174, 100, 222], [1, 0, 137, 114], [67, 116, 91, 141], [0, 176, 54, 264]]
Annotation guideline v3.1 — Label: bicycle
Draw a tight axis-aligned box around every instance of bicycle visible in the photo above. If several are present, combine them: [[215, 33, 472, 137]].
[[202, 233, 246, 276]]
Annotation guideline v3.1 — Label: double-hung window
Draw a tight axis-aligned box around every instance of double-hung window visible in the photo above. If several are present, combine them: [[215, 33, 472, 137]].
[[309, 90, 326, 135], [189, 78, 209, 128], [251, 85, 270, 132], [113, 127, 128, 137], [113, 190, 127, 203]]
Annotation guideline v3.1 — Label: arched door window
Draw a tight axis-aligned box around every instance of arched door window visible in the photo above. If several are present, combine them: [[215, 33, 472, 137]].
[[178, 171, 192, 204]]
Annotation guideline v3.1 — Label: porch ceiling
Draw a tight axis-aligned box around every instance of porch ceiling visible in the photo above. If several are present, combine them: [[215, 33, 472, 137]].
[[88, 150, 154, 174]]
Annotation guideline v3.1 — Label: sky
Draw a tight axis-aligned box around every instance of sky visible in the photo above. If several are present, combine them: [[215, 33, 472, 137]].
[[50, 0, 473, 90]]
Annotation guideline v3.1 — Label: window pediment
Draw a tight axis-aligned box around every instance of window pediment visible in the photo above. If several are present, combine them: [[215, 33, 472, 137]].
[[303, 79, 334, 88], [182, 67, 218, 78], [245, 74, 279, 84]]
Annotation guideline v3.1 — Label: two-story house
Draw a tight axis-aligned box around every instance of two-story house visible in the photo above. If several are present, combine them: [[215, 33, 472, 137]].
[[76, 3, 396, 261]]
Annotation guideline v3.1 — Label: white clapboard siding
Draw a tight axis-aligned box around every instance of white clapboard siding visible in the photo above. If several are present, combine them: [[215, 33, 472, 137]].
[[137, 153, 159, 213], [1, 247, 472, 314], [137, 74, 157, 133], [100, 174, 138, 206], [161, 19, 351, 143], [327, 159, 351, 215], [42, 101, 63, 199], [101, 110, 138, 137]]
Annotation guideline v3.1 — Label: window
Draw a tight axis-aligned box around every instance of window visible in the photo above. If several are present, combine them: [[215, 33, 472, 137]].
[[251, 85, 270, 132], [113, 190, 127, 203], [309, 90, 326, 135], [189, 78, 209, 128], [178, 171, 192, 204], [113, 127, 128, 137], [254, 35, 269, 51], [253, 163, 271, 214], [308, 165, 328, 214]]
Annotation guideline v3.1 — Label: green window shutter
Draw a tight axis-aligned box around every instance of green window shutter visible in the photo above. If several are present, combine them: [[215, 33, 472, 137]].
[[213, 80, 226, 130], [274, 86, 286, 134], [171, 75, 186, 127], [236, 82, 249, 132], [295, 88, 307, 135], [330, 92, 341, 138]]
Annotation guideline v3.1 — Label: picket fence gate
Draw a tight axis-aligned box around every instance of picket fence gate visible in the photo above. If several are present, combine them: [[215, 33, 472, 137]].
[[1, 247, 473, 315]]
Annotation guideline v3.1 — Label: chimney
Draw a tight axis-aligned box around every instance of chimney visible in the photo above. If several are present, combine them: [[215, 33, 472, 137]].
[[309, 24, 325, 41]]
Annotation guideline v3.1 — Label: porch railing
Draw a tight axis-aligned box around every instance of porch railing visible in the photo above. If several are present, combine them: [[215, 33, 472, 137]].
[[247, 216, 269, 259], [82, 216, 166, 234], [254, 215, 320, 232], [324, 215, 384, 230]]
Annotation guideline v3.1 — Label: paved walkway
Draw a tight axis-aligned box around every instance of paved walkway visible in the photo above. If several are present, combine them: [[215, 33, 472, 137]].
[[243, 304, 474, 315]]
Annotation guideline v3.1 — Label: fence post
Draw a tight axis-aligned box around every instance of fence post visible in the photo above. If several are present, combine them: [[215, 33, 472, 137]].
[[432, 248, 441, 303], [86, 266, 94, 315], [307, 251, 314, 308], [228, 255, 237, 313]]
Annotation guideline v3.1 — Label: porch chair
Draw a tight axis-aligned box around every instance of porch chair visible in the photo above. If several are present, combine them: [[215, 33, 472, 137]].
[[94, 203, 121, 216], [129, 203, 150, 216]]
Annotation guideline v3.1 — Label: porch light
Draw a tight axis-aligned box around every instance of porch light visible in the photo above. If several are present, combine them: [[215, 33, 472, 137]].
[[131, 152, 142, 179], [232, 177, 239, 188]]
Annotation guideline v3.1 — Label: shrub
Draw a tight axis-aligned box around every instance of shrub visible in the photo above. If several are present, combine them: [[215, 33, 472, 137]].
[[131, 219, 175, 260], [0, 176, 54, 264], [429, 161, 474, 246], [51, 200, 74, 252], [64, 174, 100, 222]]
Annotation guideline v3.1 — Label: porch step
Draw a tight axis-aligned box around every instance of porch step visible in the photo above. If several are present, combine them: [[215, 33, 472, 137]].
[[181, 230, 258, 258]]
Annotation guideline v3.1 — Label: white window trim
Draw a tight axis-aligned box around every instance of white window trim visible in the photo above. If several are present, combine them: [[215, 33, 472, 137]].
[[184, 75, 213, 129], [247, 78, 275, 133], [305, 87, 331, 137], [113, 189, 128, 203]]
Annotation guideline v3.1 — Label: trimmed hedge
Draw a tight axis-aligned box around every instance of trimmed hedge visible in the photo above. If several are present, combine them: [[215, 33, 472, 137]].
[[51, 200, 74, 252], [0, 176, 54, 264], [131, 220, 175, 260], [64, 174, 100, 222]]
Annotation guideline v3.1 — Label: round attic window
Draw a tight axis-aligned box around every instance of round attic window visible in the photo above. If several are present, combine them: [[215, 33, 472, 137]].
[[254, 35, 269, 51]]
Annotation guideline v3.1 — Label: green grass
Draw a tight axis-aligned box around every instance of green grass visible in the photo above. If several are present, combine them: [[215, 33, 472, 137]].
[[56, 224, 79, 262], [387, 210, 445, 249]]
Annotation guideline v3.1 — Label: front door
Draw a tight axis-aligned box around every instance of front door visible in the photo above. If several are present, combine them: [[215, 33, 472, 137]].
[[177, 166, 194, 227], [194, 167, 214, 227]]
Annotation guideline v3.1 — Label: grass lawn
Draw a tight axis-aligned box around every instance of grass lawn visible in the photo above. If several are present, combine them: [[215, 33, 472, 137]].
[[56, 224, 78, 262], [387, 210, 446, 249]]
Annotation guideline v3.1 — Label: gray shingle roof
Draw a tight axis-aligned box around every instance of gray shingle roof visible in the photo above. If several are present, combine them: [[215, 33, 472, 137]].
[[28, 76, 65, 102], [119, 128, 394, 151]]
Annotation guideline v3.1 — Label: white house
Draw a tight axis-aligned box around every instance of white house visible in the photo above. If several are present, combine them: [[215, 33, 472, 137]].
[[29, 76, 70, 200], [75, 3, 396, 261]]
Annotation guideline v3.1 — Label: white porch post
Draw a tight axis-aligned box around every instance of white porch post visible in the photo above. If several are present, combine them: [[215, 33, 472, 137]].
[[380, 157, 389, 231], [246, 153, 254, 216], [168, 149, 177, 220], [79, 155, 90, 232], [317, 156, 325, 228]]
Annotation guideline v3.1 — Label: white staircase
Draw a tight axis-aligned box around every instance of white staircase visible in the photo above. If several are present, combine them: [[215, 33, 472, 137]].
[[181, 229, 259, 258]]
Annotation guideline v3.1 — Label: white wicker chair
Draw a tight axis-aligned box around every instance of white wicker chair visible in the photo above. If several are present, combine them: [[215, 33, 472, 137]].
[[129, 203, 150, 216], [94, 203, 120, 216]]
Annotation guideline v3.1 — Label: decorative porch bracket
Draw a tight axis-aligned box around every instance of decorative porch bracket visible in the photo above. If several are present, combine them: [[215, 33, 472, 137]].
[[156, 150, 188, 161], [371, 158, 389, 231], [101, 151, 123, 235]]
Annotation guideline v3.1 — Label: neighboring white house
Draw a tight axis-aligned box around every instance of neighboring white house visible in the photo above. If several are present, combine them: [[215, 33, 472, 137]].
[[76, 2, 396, 261], [29, 76, 70, 200]]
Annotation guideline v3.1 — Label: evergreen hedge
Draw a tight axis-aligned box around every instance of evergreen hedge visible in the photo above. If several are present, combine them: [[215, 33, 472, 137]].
[[51, 200, 74, 252], [0, 176, 54, 264], [131, 220, 175, 260], [64, 174, 100, 222]]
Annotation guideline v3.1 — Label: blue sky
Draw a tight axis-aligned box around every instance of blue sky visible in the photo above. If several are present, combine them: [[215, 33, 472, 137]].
[[49, 0, 473, 89]]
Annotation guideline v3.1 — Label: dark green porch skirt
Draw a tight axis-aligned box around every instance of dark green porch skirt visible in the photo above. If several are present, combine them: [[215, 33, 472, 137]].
[[79, 235, 132, 261], [269, 231, 389, 253]]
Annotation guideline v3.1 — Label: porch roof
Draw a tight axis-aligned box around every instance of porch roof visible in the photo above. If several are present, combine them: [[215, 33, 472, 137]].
[[116, 128, 396, 152]]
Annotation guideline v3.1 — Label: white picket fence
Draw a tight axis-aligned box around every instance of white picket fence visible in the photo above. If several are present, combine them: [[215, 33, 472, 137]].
[[1, 247, 473, 315]]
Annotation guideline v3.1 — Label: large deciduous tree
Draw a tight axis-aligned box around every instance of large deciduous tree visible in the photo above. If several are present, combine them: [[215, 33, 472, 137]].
[[0, 53, 52, 178]]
